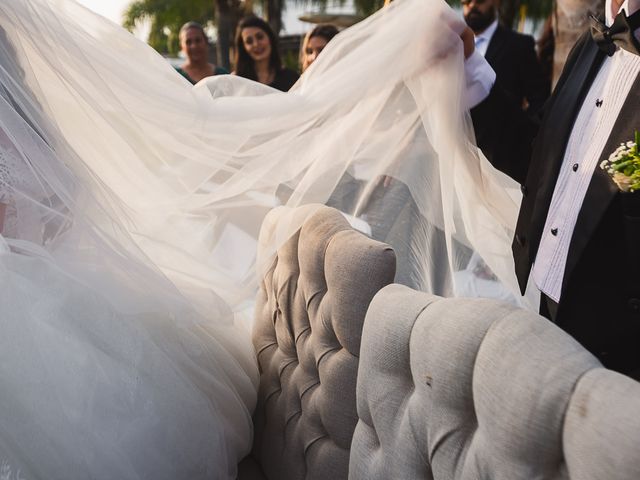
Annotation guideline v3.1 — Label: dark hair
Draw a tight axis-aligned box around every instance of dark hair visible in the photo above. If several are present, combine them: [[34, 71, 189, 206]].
[[179, 21, 207, 42], [234, 16, 281, 81], [300, 24, 339, 68], [308, 24, 339, 43]]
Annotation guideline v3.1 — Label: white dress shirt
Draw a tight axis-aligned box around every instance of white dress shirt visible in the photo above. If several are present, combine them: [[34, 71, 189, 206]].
[[464, 0, 640, 301], [474, 19, 499, 57], [532, 50, 640, 301]]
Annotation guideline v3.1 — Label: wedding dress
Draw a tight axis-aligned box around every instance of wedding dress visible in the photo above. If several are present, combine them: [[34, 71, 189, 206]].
[[0, 0, 530, 478]]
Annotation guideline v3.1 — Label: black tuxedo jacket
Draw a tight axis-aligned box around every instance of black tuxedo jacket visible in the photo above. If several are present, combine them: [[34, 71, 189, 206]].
[[472, 32, 640, 375], [484, 25, 550, 114]]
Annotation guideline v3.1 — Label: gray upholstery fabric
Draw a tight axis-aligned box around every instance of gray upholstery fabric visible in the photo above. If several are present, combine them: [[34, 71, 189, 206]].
[[351, 284, 640, 480], [237, 456, 267, 480], [252, 206, 396, 480], [563, 370, 640, 479]]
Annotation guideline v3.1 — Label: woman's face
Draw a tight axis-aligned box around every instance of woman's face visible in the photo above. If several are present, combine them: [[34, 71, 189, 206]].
[[302, 36, 329, 71], [241, 27, 272, 63], [181, 28, 208, 63]]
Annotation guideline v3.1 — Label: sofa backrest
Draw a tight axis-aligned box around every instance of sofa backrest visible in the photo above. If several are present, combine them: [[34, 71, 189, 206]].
[[350, 284, 640, 480], [252, 206, 396, 480]]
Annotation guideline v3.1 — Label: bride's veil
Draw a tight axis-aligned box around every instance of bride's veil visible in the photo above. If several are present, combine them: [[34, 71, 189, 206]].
[[0, 0, 532, 477], [0, 0, 528, 308]]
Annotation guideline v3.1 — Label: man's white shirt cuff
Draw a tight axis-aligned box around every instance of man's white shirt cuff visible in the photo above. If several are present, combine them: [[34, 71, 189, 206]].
[[465, 50, 496, 109]]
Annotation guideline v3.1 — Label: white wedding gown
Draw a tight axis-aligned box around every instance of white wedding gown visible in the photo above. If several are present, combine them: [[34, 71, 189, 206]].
[[0, 90, 258, 480], [0, 0, 531, 478]]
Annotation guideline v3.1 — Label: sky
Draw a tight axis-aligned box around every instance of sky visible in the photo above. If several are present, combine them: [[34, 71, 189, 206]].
[[76, 0, 129, 25]]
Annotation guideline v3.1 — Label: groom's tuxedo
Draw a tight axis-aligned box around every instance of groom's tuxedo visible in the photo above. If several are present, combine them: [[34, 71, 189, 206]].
[[471, 32, 640, 376]]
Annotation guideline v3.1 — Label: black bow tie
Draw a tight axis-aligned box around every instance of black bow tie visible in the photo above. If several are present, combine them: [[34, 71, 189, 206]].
[[590, 9, 640, 56]]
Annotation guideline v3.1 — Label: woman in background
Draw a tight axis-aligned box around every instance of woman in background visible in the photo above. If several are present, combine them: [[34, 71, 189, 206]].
[[300, 24, 338, 72], [233, 16, 299, 91], [176, 21, 228, 84]]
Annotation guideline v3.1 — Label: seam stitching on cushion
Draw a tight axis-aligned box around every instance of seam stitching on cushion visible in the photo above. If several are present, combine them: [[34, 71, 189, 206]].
[[469, 304, 517, 431], [470, 304, 521, 391], [316, 346, 341, 370], [295, 326, 311, 344], [303, 433, 332, 457], [264, 387, 282, 405], [256, 341, 278, 356], [558, 365, 602, 462], [299, 380, 320, 400], [284, 409, 302, 427], [405, 301, 432, 462], [305, 288, 327, 311], [278, 358, 299, 378], [409, 297, 444, 462]]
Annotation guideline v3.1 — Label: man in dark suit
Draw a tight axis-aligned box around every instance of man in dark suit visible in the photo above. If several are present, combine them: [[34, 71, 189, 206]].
[[463, 0, 549, 113], [465, 0, 640, 376]]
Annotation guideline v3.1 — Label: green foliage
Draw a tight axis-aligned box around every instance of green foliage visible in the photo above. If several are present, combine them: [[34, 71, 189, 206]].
[[123, 0, 214, 54], [282, 49, 300, 72], [523, 0, 555, 20], [292, 0, 383, 16], [295, 0, 554, 22], [354, 0, 386, 15]]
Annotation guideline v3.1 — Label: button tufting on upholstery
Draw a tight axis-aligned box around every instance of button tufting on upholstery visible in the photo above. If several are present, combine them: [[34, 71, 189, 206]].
[[252, 206, 396, 480], [349, 285, 640, 480]]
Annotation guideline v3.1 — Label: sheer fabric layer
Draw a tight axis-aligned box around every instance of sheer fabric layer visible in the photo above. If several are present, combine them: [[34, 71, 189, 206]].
[[0, 0, 528, 478]]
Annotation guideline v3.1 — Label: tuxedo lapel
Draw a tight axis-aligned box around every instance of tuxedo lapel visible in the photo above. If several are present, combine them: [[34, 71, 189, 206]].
[[562, 72, 640, 293], [484, 25, 505, 65], [528, 39, 606, 253]]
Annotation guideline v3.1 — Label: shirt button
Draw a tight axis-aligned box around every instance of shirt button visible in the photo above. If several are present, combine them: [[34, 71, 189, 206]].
[[572, 163, 579, 172], [551, 228, 558, 236]]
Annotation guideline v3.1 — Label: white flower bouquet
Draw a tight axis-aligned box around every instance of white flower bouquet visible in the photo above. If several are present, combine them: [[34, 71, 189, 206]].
[[600, 131, 640, 193]]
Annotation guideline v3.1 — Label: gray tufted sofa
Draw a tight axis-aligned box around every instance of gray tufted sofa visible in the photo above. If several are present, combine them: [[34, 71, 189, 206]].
[[242, 205, 640, 480], [351, 284, 640, 480], [248, 205, 396, 480]]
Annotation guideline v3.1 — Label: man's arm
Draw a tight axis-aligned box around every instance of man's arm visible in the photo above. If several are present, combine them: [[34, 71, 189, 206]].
[[467, 31, 593, 185], [460, 28, 539, 185]]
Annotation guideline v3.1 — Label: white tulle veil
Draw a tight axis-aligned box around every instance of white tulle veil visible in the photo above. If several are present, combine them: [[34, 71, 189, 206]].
[[0, 0, 532, 477]]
